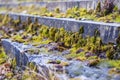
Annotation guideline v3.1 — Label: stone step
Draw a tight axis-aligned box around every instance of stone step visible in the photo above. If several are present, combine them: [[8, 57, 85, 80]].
[[1, 12, 120, 43]]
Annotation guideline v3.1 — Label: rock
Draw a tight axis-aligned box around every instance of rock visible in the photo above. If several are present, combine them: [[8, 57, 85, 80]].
[[37, 65, 50, 80], [57, 46, 66, 52], [76, 57, 86, 61], [81, 18, 86, 21], [54, 64, 63, 72], [55, 65, 63, 69], [66, 61, 85, 78], [0, 76, 5, 80], [70, 77, 81, 80], [50, 42, 58, 46], [98, 52, 106, 58], [112, 74, 120, 80], [47, 46, 58, 52], [76, 49, 84, 54], [85, 52, 94, 58], [60, 61, 69, 66], [88, 59, 100, 67], [62, 50, 70, 55], [44, 44, 52, 48], [44, 43, 59, 52], [57, 42, 65, 46], [67, 58, 73, 60], [36, 44, 46, 48], [109, 68, 120, 74], [113, 52, 120, 60]]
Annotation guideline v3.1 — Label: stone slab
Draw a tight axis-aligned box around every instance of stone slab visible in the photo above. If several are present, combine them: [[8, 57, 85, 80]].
[[1, 12, 119, 43], [0, 0, 95, 12], [1, 39, 30, 66]]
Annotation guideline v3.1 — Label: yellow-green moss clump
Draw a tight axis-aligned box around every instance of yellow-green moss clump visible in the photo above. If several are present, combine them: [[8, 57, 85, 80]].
[[0, 48, 7, 64]]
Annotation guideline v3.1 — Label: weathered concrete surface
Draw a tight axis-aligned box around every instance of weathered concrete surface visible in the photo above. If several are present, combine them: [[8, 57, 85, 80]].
[[0, 0, 96, 12], [0, 0, 120, 12], [2, 39, 119, 80], [1, 39, 30, 66], [1, 12, 120, 43], [1, 39, 71, 80]]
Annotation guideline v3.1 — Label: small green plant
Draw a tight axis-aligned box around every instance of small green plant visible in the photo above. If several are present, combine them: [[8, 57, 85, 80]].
[[28, 62, 37, 71], [0, 48, 7, 64], [106, 46, 115, 59], [79, 26, 84, 34], [96, 1, 101, 13], [49, 27, 56, 40], [10, 58, 16, 69], [55, 8, 60, 13], [113, 5, 119, 12], [2, 14, 10, 25]]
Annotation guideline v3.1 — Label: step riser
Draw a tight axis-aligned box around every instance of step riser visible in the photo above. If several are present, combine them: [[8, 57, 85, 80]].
[[1, 39, 29, 66], [1, 12, 120, 43]]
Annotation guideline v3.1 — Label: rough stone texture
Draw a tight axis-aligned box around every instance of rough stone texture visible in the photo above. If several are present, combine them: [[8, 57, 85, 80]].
[[2, 39, 120, 80], [0, 0, 93, 11], [1, 39, 114, 80], [0, 0, 120, 11], [1, 39, 68, 80], [1, 39, 29, 66], [1, 12, 119, 43], [0, 0, 93, 12], [0, 0, 96, 12]]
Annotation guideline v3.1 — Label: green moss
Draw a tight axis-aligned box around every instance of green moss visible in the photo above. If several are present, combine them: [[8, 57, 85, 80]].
[[99, 60, 120, 69], [42, 26, 49, 38], [0, 5, 120, 23], [55, 8, 60, 13], [66, 48, 86, 59], [11, 34, 25, 43], [47, 12, 54, 17], [68, 52, 86, 60], [88, 56, 98, 60], [49, 27, 57, 40], [106, 46, 115, 59], [28, 62, 37, 71], [1, 14, 120, 61], [116, 34, 120, 49], [0, 7, 8, 11], [79, 26, 84, 34], [1, 14, 10, 26], [108, 60, 120, 69], [54, 31, 60, 42], [13, 16, 21, 28], [80, 8, 87, 16], [5, 72, 13, 79], [0, 14, 4, 22], [0, 48, 7, 64], [26, 23, 34, 33], [66, 7, 80, 18], [31, 35, 43, 45], [56, 60, 61, 64], [95, 1, 101, 13], [113, 5, 119, 12], [10, 58, 16, 69], [115, 15, 120, 23]]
